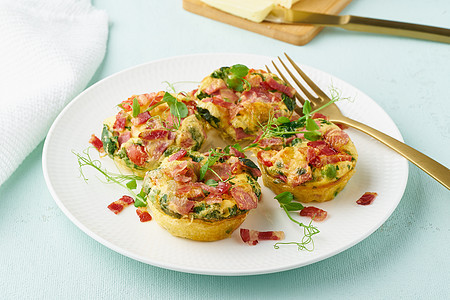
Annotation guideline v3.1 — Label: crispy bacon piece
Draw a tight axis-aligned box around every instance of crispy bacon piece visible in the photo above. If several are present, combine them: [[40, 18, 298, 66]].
[[118, 131, 131, 146], [257, 150, 274, 167], [264, 77, 295, 98], [139, 129, 169, 140], [231, 186, 258, 210], [357, 192, 378, 205], [132, 111, 151, 125], [257, 137, 284, 148], [204, 163, 232, 181], [203, 78, 227, 94], [229, 147, 245, 158], [202, 96, 236, 109], [307, 140, 337, 156], [136, 207, 152, 222], [171, 196, 195, 215], [108, 195, 135, 215], [89, 134, 104, 153], [126, 144, 148, 166], [204, 193, 223, 204], [240, 229, 285, 246], [240, 86, 275, 104], [300, 206, 328, 221], [311, 113, 328, 120], [324, 128, 350, 151], [168, 149, 187, 162], [219, 88, 239, 102], [113, 111, 127, 131], [217, 181, 231, 194], [234, 127, 255, 141]]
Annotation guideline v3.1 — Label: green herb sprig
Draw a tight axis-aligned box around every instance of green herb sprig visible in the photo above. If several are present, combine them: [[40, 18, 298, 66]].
[[273, 191, 320, 251], [73, 148, 147, 207]]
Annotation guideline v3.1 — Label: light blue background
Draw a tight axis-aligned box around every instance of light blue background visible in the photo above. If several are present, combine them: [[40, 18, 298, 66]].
[[1, 0, 449, 299]]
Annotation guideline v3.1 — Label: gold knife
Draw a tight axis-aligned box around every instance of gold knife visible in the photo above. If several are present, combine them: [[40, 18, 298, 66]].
[[266, 7, 450, 44]]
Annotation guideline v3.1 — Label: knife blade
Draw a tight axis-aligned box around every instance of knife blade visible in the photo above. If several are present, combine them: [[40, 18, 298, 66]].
[[265, 7, 450, 44]]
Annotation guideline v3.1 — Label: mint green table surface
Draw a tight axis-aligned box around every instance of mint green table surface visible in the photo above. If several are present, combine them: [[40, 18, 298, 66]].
[[1, 1, 449, 299]]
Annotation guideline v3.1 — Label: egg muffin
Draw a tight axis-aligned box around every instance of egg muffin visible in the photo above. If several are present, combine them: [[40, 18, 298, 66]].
[[101, 91, 207, 177], [193, 65, 296, 141], [142, 147, 262, 241], [254, 115, 357, 203]]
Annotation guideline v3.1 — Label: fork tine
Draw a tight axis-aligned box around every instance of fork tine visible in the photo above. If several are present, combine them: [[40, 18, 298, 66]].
[[266, 64, 304, 116], [274, 57, 318, 103], [283, 53, 328, 99], [266, 64, 306, 106]]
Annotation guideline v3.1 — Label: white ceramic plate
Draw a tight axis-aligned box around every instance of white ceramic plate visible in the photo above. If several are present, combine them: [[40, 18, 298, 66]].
[[43, 53, 408, 276]]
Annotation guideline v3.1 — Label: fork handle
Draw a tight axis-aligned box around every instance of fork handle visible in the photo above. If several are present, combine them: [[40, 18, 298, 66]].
[[333, 116, 450, 190]]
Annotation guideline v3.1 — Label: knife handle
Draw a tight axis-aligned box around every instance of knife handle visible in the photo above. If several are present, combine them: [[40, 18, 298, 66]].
[[344, 15, 450, 43]]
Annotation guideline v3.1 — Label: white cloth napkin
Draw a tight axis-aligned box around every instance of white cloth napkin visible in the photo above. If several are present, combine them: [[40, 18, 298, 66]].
[[0, 0, 108, 186]]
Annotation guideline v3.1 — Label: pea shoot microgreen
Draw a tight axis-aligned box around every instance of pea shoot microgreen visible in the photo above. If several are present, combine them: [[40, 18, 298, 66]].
[[273, 191, 320, 251], [132, 98, 140, 117], [73, 148, 146, 207]]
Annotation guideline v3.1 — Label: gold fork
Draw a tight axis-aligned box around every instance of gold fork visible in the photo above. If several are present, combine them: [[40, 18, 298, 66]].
[[268, 53, 450, 190]]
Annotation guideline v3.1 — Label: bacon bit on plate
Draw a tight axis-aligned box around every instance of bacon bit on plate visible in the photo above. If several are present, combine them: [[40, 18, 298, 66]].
[[357, 192, 378, 205], [240, 228, 285, 246], [136, 207, 152, 222], [299, 206, 328, 221], [107, 195, 135, 215], [89, 134, 104, 153]]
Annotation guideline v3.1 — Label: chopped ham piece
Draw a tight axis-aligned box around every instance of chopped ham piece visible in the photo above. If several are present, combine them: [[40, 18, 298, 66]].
[[139, 129, 169, 140], [216, 181, 231, 194], [300, 206, 328, 221], [89, 134, 104, 153], [118, 131, 131, 146], [230, 146, 245, 158], [168, 149, 187, 162], [203, 96, 236, 109], [171, 196, 195, 215], [257, 150, 274, 167], [204, 194, 223, 204], [203, 78, 227, 95], [311, 113, 328, 120], [240, 229, 285, 246], [132, 111, 151, 125], [108, 195, 135, 215], [307, 140, 337, 156], [113, 111, 127, 131], [234, 127, 254, 141], [204, 163, 232, 181], [324, 128, 350, 151], [257, 137, 283, 148], [263, 77, 295, 98], [126, 144, 148, 166], [136, 207, 152, 222], [357, 192, 378, 205], [230, 186, 257, 210]]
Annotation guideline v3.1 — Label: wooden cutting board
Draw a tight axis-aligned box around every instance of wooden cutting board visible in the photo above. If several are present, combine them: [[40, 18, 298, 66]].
[[183, 0, 352, 46]]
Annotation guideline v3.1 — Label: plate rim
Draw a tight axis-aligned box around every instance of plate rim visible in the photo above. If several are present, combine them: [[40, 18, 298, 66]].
[[42, 52, 408, 276]]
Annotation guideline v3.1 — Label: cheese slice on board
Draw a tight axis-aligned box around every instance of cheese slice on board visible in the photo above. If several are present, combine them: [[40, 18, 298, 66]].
[[201, 0, 274, 22], [273, 0, 300, 9]]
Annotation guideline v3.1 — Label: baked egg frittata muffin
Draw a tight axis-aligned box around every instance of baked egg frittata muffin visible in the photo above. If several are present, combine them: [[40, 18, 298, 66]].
[[101, 91, 207, 177], [255, 114, 358, 203], [142, 147, 262, 241], [193, 65, 296, 141]]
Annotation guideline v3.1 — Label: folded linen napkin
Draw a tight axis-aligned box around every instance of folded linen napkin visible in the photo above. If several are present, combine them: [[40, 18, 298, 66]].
[[0, 0, 108, 186]]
